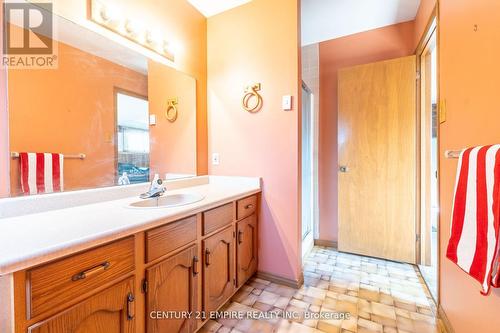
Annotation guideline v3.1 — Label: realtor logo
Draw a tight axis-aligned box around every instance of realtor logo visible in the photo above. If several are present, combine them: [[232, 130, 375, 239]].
[[2, 2, 57, 69]]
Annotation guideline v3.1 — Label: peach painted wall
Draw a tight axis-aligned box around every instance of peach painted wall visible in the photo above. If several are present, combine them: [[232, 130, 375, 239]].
[[149, 60, 197, 177], [207, 0, 302, 281], [34, 0, 208, 174], [439, 1, 500, 332], [8, 40, 147, 195], [0, 4, 8, 197], [318, 21, 415, 242]]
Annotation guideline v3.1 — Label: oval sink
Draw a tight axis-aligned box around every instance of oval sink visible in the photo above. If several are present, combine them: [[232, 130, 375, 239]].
[[128, 193, 205, 209]]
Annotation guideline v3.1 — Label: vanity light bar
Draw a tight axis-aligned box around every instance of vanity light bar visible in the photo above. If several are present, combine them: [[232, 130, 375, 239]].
[[88, 0, 175, 62]]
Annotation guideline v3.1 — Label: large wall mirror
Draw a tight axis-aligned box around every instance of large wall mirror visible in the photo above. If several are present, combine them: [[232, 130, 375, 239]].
[[5, 4, 197, 197]]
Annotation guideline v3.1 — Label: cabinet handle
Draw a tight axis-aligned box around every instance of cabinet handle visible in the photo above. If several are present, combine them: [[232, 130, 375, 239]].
[[245, 204, 254, 209], [238, 230, 243, 244], [193, 256, 199, 276], [205, 249, 211, 266], [127, 293, 135, 320], [71, 261, 110, 281]]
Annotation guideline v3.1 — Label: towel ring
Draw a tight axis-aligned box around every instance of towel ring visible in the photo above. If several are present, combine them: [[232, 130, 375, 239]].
[[242, 83, 263, 113], [165, 98, 178, 122]]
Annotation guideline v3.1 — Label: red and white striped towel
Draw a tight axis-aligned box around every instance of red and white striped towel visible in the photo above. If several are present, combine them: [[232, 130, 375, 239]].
[[19, 152, 64, 195], [446, 145, 500, 295]]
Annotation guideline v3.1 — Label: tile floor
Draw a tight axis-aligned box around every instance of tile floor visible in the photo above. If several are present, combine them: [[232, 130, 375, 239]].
[[199, 246, 443, 333]]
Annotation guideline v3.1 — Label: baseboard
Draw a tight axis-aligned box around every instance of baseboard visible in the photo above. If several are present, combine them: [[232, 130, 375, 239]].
[[314, 239, 338, 249], [438, 304, 455, 333], [255, 271, 304, 289]]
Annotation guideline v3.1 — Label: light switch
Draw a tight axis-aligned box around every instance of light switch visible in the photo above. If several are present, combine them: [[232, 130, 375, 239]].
[[282, 95, 292, 111], [149, 114, 156, 125], [212, 153, 220, 165]]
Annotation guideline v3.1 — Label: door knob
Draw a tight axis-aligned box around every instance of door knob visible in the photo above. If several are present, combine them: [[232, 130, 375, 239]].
[[339, 166, 348, 173]]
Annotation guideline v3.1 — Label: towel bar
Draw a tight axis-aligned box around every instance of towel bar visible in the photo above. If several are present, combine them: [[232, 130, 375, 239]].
[[445, 150, 462, 159], [10, 152, 86, 159]]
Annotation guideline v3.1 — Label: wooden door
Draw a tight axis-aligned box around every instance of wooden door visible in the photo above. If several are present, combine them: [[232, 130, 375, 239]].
[[338, 55, 417, 263], [29, 278, 135, 333], [146, 245, 198, 333], [203, 226, 235, 313], [236, 214, 258, 286]]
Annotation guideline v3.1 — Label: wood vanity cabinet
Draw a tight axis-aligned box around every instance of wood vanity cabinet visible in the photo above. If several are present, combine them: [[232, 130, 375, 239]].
[[146, 245, 198, 333], [12, 193, 259, 333], [202, 226, 235, 313], [28, 278, 135, 333], [236, 214, 258, 287]]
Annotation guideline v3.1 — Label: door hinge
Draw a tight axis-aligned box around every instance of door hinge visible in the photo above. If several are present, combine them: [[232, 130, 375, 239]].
[[416, 234, 421, 242], [416, 70, 421, 80], [142, 278, 148, 294], [233, 278, 237, 287]]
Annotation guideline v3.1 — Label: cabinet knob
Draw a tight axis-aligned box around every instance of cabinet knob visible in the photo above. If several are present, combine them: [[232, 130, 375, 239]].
[[205, 249, 211, 266], [193, 256, 199, 276], [238, 230, 243, 244], [126, 293, 135, 320]]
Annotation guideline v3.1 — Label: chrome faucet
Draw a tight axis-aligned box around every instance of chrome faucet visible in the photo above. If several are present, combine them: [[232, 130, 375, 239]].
[[140, 174, 166, 199]]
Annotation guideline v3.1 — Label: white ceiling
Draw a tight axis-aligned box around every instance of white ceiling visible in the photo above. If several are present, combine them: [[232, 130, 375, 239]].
[[188, 0, 251, 17], [301, 0, 421, 46]]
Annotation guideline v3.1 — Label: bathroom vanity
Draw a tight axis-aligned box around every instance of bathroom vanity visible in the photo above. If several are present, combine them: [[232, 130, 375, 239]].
[[0, 4, 261, 332], [0, 176, 261, 333]]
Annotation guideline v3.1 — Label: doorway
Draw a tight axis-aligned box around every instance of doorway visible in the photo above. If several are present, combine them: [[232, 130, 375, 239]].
[[337, 56, 417, 263], [301, 82, 316, 258], [418, 20, 439, 301], [115, 89, 150, 185]]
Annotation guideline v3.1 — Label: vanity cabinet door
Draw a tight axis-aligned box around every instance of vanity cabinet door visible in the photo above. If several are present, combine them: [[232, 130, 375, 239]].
[[236, 214, 258, 287], [146, 245, 199, 333], [203, 226, 235, 313], [28, 278, 135, 333]]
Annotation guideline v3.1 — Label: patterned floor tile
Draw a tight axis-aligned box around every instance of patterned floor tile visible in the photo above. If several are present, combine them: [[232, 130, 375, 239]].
[[205, 246, 440, 333]]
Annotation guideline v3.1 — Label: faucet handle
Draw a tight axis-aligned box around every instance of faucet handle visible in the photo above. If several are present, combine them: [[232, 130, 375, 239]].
[[139, 174, 166, 199]]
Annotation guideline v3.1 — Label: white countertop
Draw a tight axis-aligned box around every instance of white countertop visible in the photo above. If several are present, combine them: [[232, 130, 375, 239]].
[[0, 176, 261, 275]]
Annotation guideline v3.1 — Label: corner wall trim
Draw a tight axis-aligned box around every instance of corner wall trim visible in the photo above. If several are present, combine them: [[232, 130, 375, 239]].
[[314, 239, 338, 249], [438, 304, 454, 333], [255, 271, 304, 289]]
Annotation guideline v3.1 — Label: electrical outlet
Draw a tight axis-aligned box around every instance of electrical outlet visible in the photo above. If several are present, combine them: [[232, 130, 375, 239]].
[[212, 153, 220, 165]]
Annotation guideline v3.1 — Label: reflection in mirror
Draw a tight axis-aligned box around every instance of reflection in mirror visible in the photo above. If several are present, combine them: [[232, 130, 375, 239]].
[[6, 8, 197, 197], [116, 91, 150, 185]]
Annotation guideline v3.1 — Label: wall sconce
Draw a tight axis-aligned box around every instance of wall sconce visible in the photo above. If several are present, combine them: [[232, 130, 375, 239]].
[[242, 83, 263, 113], [89, 0, 174, 62]]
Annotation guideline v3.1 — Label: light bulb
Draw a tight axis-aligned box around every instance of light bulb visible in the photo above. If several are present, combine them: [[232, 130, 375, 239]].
[[125, 19, 142, 36], [145, 30, 162, 45], [163, 41, 172, 54], [99, 4, 120, 23]]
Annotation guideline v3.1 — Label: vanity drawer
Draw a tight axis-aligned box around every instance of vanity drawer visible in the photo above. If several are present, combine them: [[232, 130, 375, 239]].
[[27, 237, 135, 318], [203, 203, 233, 235], [146, 215, 197, 262], [237, 195, 257, 220]]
